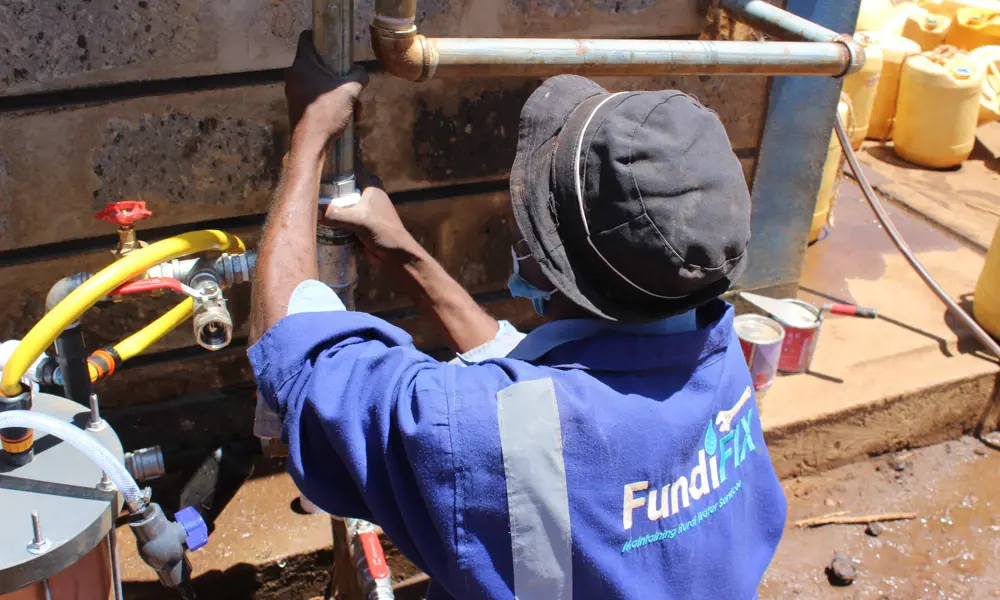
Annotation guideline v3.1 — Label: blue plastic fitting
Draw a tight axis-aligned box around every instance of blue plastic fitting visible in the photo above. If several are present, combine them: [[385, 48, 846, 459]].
[[174, 506, 208, 552]]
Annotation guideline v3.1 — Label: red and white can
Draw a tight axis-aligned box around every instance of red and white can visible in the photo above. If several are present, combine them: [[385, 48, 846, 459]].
[[774, 299, 822, 374], [734, 314, 785, 396]]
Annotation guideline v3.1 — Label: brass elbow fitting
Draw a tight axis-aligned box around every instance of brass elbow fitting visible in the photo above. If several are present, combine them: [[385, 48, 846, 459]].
[[370, 20, 437, 82]]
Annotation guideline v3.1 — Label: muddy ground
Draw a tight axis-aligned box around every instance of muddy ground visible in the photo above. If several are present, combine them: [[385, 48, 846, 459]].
[[761, 436, 1000, 599], [122, 436, 1000, 599]]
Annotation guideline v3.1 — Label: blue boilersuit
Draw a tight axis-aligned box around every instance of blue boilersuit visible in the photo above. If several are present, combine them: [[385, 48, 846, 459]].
[[249, 281, 787, 599]]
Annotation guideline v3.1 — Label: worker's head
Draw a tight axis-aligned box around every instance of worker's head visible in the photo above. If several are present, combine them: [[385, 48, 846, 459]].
[[507, 75, 751, 322]]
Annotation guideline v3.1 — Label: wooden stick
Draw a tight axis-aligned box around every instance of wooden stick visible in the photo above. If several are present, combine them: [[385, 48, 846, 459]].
[[794, 512, 917, 528]]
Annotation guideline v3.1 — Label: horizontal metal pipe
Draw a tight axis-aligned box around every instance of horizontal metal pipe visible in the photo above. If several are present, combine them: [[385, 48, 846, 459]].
[[425, 38, 854, 78], [720, 0, 843, 43]]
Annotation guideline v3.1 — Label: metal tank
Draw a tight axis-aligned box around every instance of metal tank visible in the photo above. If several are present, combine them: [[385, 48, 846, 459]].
[[0, 392, 124, 600]]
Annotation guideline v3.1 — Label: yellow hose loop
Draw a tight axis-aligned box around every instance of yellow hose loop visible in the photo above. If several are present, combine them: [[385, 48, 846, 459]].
[[0, 230, 244, 397], [114, 298, 195, 364]]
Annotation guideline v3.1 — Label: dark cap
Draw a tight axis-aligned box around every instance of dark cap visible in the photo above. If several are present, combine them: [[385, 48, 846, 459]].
[[509, 75, 751, 322]]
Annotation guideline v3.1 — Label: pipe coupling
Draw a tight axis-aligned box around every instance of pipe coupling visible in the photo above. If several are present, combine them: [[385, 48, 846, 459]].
[[836, 35, 866, 78], [1, 389, 33, 467], [125, 446, 167, 483], [215, 252, 256, 287]]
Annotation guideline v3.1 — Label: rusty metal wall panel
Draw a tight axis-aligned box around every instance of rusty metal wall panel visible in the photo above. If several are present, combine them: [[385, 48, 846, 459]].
[[0, 0, 781, 409], [0, 0, 704, 97], [0, 76, 764, 252]]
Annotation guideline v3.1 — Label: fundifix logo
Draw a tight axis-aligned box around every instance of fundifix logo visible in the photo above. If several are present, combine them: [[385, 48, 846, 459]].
[[620, 386, 758, 552]]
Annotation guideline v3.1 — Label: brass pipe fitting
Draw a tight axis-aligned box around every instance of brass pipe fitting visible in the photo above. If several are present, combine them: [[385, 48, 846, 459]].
[[370, 23, 436, 82]]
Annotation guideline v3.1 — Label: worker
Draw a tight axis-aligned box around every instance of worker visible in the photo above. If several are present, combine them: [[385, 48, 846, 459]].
[[249, 31, 787, 600]]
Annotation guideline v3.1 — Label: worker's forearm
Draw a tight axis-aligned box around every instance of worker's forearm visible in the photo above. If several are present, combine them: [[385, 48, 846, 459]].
[[249, 148, 324, 344], [389, 243, 499, 353]]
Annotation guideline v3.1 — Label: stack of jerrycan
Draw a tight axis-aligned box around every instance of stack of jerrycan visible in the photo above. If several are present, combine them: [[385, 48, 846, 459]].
[[903, 6, 954, 50], [857, 0, 896, 31], [970, 45, 1000, 122], [946, 6, 1000, 50], [862, 31, 923, 140], [894, 45, 985, 167], [920, 0, 999, 20], [810, 95, 852, 243], [841, 33, 884, 149], [884, 3, 926, 35]]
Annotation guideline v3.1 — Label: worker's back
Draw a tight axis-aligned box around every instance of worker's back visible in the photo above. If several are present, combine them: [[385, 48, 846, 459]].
[[439, 299, 786, 599], [251, 298, 786, 600]]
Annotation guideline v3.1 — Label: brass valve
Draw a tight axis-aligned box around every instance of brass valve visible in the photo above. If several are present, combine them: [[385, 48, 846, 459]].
[[95, 200, 153, 258]]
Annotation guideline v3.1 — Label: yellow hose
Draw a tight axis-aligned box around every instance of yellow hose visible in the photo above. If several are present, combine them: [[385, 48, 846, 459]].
[[114, 297, 196, 363], [1, 230, 244, 396]]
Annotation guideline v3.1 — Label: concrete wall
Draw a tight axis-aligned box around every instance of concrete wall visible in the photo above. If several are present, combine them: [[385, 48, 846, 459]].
[[0, 0, 772, 408]]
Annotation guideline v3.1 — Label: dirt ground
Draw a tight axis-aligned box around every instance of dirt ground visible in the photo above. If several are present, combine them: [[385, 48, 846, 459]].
[[760, 436, 1000, 599]]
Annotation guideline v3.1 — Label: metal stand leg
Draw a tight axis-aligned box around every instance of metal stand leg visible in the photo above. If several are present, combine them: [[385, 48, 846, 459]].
[[109, 526, 124, 600]]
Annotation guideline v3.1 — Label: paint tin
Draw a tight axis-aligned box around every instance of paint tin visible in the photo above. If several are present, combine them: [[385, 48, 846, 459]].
[[775, 299, 823, 374], [734, 314, 785, 396]]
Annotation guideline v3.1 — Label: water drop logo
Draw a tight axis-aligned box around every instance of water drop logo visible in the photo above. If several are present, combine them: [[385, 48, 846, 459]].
[[704, 421, 718, 457]]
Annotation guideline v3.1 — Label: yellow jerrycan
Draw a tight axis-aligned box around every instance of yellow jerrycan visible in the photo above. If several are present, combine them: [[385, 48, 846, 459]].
[[921, 0, 1000, 19], [903, 7, 953, 50], [857, 0, 896, 31], [946, 6, 1000, 50], [841, 34, 884, 149], [970, 44, 1000, 121], [883, 2, 924, 35], [863, 31, 923, 139], [974, 219, 1000, 339], [894, 46, 984, 167], [811, 95, 853, 243]]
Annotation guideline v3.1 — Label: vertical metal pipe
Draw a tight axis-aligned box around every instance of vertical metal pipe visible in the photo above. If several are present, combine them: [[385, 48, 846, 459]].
[[312, 4, 369, 598], [736, 0, 862, 298], [54, 323, 92, 406], [313, 0, 359, 307], [374, 0, 416, 22], [109, 527, 125, 600], [313, 0, 356, 184]]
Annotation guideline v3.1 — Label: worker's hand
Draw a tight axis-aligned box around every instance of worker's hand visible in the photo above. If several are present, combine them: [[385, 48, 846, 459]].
[[286, 31, 368, 157], [323, 167, 422, 268]]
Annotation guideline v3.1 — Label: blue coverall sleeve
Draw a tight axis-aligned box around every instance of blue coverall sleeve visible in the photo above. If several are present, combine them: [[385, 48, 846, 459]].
[[247, 310, 465, 578]]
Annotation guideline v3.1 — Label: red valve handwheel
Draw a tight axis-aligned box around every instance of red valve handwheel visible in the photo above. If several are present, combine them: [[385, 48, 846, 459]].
[[95, 200, 152, 227]]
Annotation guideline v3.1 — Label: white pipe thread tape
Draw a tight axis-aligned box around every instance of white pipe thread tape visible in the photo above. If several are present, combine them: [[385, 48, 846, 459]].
[[318, 192, 363, 209]]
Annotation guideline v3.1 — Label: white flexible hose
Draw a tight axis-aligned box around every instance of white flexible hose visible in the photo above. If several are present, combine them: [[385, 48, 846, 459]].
[[0, 410, 144, 512]]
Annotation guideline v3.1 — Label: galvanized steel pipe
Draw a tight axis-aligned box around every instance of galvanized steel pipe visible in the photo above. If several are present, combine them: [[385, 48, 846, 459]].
[[371, 2, 864, 80], [313, 0, 359, 307], [428, 38, 859, 78], [313, 0, 356, 184]]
